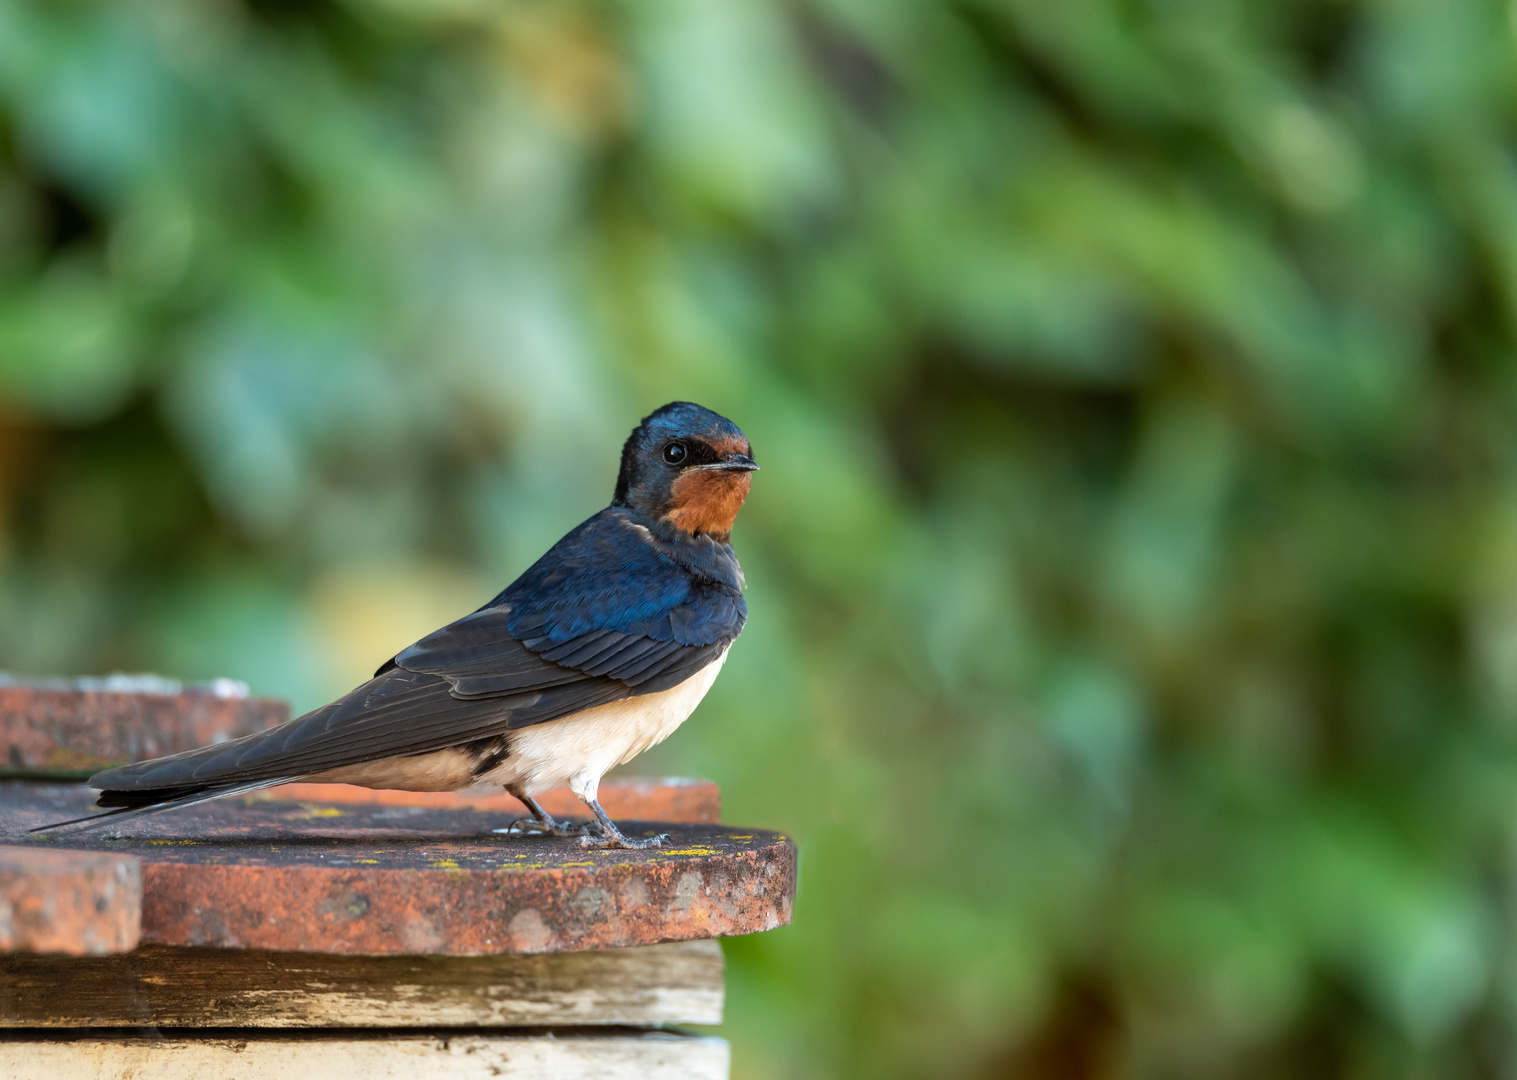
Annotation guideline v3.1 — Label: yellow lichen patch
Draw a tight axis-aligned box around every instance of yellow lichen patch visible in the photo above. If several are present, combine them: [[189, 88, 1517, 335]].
[[658, 847, 721, 857], [294, 805, 345, 818], [147, 839, 202, 846], [428, 858, 460, 869], [560, 861, 597, 868], [351, 858, 380, 865]]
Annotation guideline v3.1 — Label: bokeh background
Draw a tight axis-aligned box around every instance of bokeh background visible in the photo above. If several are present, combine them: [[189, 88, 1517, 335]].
[[3, 0, 1517, 1076]]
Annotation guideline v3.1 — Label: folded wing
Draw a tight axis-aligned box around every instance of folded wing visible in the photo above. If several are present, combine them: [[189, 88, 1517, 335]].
[[90, 511, 746, 800]]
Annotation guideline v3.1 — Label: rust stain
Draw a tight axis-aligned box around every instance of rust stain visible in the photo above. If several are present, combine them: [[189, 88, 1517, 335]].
[[139, 834, 793, 955], [253, 778, 720, 823], [0, 686, 288, 777], [0, 845, 141, 956]]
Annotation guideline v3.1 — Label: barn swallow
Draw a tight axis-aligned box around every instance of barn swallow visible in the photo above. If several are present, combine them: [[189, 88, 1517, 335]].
[[36, 402, 756, 850]]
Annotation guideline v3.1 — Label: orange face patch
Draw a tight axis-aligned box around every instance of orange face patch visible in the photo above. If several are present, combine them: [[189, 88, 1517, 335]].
[[708, 434, 751, 458], [664, 468, 753, 540]]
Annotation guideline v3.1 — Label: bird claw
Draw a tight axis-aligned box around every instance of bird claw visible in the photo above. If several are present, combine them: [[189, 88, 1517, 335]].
[[493, 815, 594, 839], [579, 831, 671, 851]]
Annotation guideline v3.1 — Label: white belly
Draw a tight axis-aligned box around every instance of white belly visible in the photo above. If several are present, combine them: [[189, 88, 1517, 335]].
[[478, 648, 727, 803]]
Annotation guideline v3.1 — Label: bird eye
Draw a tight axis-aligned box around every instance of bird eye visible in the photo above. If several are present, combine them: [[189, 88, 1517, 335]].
[[662, 442, 688, 465]]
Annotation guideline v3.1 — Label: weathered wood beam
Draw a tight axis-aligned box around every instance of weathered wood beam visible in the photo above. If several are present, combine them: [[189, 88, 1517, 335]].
[[0, 1030, 730, 1079], [0, 940, 722, 1028]]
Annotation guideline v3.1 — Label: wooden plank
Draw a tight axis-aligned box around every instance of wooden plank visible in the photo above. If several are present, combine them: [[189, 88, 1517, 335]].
[[8, 784, 794, 957], [0, 1030, 730, 1080], [0, 845, 140, 956], [0, 677, 288, 778], [257, 777, 721, 823], [0, 940, 722, 1028]]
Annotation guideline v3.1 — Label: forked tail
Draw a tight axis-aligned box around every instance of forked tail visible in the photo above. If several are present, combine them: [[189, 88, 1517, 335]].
[[28, 776, 297, 835]]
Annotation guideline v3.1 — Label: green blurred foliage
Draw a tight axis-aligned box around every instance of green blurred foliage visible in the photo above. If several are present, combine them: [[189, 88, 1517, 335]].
[[3, 0, 1517, 1075]]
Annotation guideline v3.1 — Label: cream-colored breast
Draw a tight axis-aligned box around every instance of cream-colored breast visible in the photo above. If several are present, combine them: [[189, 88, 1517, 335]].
[[478, 648, 728, 803]]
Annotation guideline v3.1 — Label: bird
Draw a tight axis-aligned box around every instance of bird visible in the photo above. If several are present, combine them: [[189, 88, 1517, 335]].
[[35, 401, 756, 850]]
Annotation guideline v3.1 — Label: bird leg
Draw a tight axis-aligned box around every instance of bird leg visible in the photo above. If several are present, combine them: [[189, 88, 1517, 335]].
[[494, 792, 594, 839], [578, 796, 670, 850]]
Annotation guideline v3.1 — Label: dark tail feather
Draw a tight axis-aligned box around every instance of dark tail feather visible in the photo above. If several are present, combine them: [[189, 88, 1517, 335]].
[[29, 777, 297, 835], [97, 782, 212, 809], [27, 805, 141, 833]]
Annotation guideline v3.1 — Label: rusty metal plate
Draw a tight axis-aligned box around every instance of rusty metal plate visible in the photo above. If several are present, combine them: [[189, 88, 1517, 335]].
[[0, 679, 289, 777], [257, 777, 721, 823], [0, 845, 141, 956], [4, 784, 793, 957]]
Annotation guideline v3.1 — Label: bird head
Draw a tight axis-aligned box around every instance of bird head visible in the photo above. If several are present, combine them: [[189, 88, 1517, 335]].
[[613, 402, 758, 541]]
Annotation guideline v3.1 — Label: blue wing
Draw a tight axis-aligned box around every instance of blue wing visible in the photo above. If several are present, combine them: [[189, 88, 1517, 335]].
[[396, 508, 745, 703]]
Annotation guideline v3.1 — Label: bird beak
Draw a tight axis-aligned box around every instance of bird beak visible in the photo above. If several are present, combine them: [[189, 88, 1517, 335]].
[[697, 453, 759, 473]]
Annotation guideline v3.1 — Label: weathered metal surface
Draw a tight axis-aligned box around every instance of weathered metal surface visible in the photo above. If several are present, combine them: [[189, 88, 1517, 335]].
[[0, 939, 723, 1027], [0, 844, 141, 956], [258, 777, 720, 823], [5, 783, 794, 956], [0, 679, 289, 777], [0, 1030, 731, 1080]]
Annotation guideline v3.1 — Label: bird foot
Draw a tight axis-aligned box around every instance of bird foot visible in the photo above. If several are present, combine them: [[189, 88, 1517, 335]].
[[579, 830, 671, 851], [493, 815, 594, 839]]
